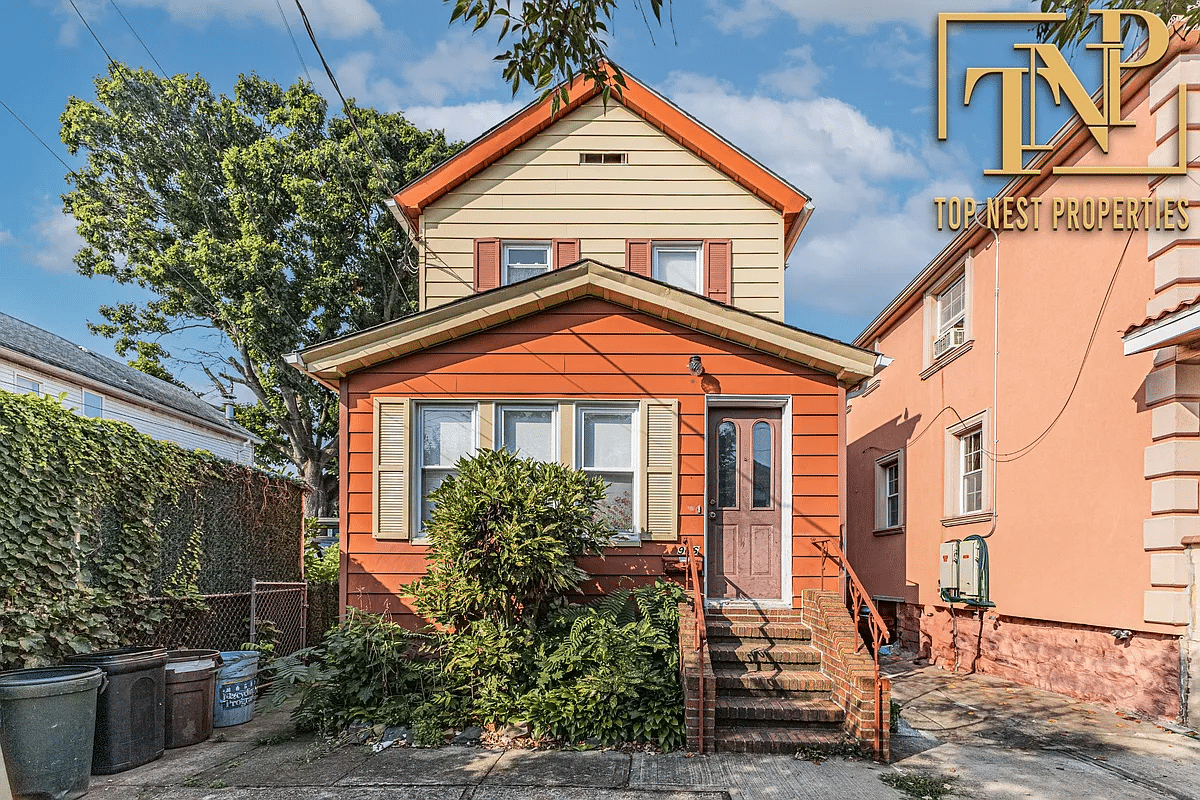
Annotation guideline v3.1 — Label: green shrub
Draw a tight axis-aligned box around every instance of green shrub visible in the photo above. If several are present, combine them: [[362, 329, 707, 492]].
[[303, 522, 339, 584], [407, 448, 614, 631]]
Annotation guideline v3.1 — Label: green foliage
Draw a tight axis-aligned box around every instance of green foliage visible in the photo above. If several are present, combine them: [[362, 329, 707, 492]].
[[61, 65, 459, 516], [406, 448, 614, 631], [1037, 1, 1200, 50], [267, 609, 430, 733], [0, 389, 302, 669], [446, 0, 670, 110], [880, 772, 958, 799], [303, 520, 339, 585]]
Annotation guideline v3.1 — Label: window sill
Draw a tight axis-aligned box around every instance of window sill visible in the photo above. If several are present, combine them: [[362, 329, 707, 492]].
[[919, 339, 974, 381], [873, 526, 905, 537], [610, 536, 643, 548], [941, 512, 993, 528]]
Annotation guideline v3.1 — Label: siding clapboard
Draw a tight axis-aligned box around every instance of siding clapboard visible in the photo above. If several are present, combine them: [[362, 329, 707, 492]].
[[343, 299, 840, 627], [421, 98, 787, 318]]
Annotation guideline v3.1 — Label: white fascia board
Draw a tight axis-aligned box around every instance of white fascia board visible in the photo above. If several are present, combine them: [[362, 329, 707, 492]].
[[1123, 304, 1200, 355]]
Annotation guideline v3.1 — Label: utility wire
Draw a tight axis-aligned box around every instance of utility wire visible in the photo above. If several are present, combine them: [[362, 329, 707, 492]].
[[291, 0, 396, 198], [0, 98, 76, 175], [67, 0, 116, 67], [275, 0, 311, 80], [108, 0, 166, 75]]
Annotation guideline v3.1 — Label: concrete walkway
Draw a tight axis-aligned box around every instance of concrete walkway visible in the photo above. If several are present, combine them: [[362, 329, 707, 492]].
[[79, 661, 1200, 800]]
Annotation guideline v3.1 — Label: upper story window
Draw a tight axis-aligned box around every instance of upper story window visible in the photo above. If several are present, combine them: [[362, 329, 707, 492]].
[[82, 390, 104, 418], [653, 243, 703, 294], [15, 375, 40, 396], [874, 449, 904, 532], [932, 274, 966, 360], [944, 410, 989, 521], [579, 152, 627, 164], [503, 242, 551, 285]]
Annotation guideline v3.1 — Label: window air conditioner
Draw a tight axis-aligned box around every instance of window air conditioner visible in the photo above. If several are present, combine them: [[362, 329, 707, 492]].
[[932, 326, 965, 359]]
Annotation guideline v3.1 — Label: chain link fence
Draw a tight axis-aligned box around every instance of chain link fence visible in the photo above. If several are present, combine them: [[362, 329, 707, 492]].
[[146, 579, 309, 656]]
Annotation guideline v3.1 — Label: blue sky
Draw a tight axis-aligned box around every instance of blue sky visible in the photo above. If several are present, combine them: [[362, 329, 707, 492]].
[[1, 0, 1089, 398]]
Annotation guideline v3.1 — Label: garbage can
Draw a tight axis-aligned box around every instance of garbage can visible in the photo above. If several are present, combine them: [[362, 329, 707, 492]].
[[212, 651, 259, 728], [0, 666, 104, 800], [164, 651, 219, 749], [66, 647, 167, 774]]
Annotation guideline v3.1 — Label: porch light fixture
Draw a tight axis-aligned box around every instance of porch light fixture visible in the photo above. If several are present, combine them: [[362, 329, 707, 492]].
[[688, 355, 704, 376]]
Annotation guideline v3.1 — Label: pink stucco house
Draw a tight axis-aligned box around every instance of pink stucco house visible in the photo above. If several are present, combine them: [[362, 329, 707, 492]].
[[846, 33, 1200, 722]]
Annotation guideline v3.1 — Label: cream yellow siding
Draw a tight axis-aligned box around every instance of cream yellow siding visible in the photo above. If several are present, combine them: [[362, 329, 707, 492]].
[[420, 97, 786, 318]]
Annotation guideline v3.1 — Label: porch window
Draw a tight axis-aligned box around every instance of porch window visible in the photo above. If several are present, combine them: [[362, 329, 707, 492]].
[[416, 404, 477, 538], [578, 405, 638, 541], [496, 405, 557, 463], [502, 242, 551, 285], [652, 243, 702, 293]]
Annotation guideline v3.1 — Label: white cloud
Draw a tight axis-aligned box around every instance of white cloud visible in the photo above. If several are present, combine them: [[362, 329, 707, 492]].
[[404, 100, 525, 143], [0, 231, 13, 246], [125, 0, 382, 38], [708, 0, 1027, 34], [760, 46, 823, 98], [400, 31, 502, 105], [660, 72, 975, 320], [25, 204, 86, 274]]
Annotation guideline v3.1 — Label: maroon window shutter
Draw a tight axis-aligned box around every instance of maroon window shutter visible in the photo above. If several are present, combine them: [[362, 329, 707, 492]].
[[625, 239, 652, 277], [552, 239, 581, 269], [704, 239, 732, 304], [474, 238, 501, 291]]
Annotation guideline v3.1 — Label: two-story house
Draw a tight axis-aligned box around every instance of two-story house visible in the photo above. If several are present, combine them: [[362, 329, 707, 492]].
[[289, 71, 890, 753]]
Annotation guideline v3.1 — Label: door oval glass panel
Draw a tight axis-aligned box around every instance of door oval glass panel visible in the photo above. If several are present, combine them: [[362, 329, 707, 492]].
[[717, 421, 736, 507], [753, 421, 771, 507]]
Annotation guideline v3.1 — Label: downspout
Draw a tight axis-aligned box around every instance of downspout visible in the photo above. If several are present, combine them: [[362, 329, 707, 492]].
[[976, 217, 1000, 540]]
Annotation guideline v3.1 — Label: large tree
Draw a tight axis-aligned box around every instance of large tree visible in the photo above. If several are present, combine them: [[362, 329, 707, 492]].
[[1037, 1, 1199, 47], [61, 65, 456, 515]]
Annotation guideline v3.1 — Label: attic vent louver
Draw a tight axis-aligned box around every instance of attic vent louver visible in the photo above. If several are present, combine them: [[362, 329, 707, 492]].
[[580, 152, 627, 165]]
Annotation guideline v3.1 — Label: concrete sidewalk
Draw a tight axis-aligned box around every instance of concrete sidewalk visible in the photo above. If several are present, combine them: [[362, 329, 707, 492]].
[[80, 661, 1200, 800]]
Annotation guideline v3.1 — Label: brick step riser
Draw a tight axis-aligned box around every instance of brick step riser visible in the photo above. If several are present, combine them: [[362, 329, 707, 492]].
[[705, 629, 813, 644], [715, 729, 847, 755], [716, 686, 834, 700], [716, 717, 845, 732], [708, 612, 806, 623], [709, 652, 822, 669]]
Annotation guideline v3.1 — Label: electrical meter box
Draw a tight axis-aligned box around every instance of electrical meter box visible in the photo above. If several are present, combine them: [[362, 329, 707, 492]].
[[958, 537, 982, 599], [939, 541, 959, 592]]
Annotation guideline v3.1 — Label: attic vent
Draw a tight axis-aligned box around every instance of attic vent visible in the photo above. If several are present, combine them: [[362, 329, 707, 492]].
[[580, 152, 627, 165]]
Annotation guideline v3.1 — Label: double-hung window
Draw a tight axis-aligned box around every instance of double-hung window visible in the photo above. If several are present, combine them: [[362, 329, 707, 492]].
[[874, 450, 904, 531], [496, 405, 557, 463], [502, 242, 551, 286], [416, 405, 476, 538], [944, 411, 988, 521], [578, 405, 638, 541], [652, 243, 702, 293], [960, 429, 983, 514], [933, 275, 966, 359], [15, 375, 40, 396]]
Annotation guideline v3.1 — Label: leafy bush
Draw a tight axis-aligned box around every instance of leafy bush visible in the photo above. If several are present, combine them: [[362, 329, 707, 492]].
[[303, 520, 339, 585], [407, 448, 614, 631]]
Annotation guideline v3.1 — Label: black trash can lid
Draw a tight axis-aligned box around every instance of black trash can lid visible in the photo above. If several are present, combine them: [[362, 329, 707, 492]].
[[0, 666, 104, 700], [66, 646, 168, 675]]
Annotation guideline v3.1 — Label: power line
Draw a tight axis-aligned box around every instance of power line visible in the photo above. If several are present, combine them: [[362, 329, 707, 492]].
[[0, 98, 76, 174], [275, 0, 311, 81], [67, 0, 116, 67], [108, 0, 166, 75]]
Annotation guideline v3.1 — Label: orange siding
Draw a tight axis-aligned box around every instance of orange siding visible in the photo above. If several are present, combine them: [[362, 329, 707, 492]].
[[343, 298, 843, 623]]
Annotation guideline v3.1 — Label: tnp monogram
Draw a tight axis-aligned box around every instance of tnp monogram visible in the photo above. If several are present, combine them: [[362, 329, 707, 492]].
[[937, 10, 1186, 176]]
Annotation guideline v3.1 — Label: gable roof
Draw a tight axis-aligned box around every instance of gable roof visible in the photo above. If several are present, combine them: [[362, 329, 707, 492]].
[[0, 311, 257, 442], [288, 260, 879, 389], [391, 68, 814, 257]]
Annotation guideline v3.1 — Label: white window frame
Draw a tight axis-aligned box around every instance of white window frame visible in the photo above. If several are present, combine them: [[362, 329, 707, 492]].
[[960, 429, 983, 515], [14, 374, 40, 396], [652, 242, 703, 294], [82, 390, 104, 419], [413, 403, 479, 542], [922, 257, 973, 370], [944, 410, 990, 522], [501, 241, 552, 286], [576, 403, 640, 542], [495, 403, 559, 463], [936, 275, 966, 339], [874, 449, 904, 532]]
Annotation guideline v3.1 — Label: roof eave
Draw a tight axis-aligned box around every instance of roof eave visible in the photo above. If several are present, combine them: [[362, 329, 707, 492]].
[[1123, 303, 1200, 355]]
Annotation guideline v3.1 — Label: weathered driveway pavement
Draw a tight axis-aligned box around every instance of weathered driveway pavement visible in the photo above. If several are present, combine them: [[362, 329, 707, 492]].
[[81, 662, 1200, 800]]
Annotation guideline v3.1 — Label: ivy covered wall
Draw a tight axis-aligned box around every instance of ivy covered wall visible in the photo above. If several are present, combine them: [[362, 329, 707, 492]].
[[0, 389, 303, 669]]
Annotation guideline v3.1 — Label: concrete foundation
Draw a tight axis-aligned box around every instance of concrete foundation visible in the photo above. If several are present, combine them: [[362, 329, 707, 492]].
[[897, 604, 1182, 720]]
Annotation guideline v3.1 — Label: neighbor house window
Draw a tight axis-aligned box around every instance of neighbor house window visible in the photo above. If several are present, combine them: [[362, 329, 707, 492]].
[[502, 242, 551, 285], [416, 405, 477, 538], [82, 390, 103, 418], [14, 375, 39, 396], [496, 405, 557, 463], [874, 450, 904, 531], [932, 274, 966, 359], [945, 411, 988, 520], [578, 405, 638, 540], [652, 243, 702, 293]]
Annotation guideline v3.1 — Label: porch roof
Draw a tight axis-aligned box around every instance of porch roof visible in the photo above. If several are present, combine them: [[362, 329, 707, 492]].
[[288, 260, 879, 389]]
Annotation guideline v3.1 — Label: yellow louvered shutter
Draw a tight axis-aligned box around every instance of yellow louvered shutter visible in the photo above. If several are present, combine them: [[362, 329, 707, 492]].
[[640, 399, 679, 541], [374, 398, 411, 540]]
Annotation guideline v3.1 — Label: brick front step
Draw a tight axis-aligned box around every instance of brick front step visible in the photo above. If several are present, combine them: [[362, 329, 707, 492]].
[[715, 697, 845, 725], [714, 668, 832, 697], [707, 607, 806, 623], [708, 642, 821, 669], [705, 620, 813, 642], [715, 727, 847, 754]]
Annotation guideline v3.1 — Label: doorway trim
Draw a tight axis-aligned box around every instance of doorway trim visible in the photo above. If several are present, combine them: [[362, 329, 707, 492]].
[[704, 395, 793, 606]]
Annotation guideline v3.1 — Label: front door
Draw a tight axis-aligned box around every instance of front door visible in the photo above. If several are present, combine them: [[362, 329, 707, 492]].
[[706, 407, 783, 600]]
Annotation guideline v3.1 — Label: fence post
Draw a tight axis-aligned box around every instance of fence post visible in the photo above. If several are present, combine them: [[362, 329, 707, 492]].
[[249, 578, 258, 644], [300, 582, 308, 649]]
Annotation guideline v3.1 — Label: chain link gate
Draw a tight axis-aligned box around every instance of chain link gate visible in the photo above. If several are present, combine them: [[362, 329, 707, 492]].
[[249, 580, 308, 657], [147, 579, 309, 656]]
